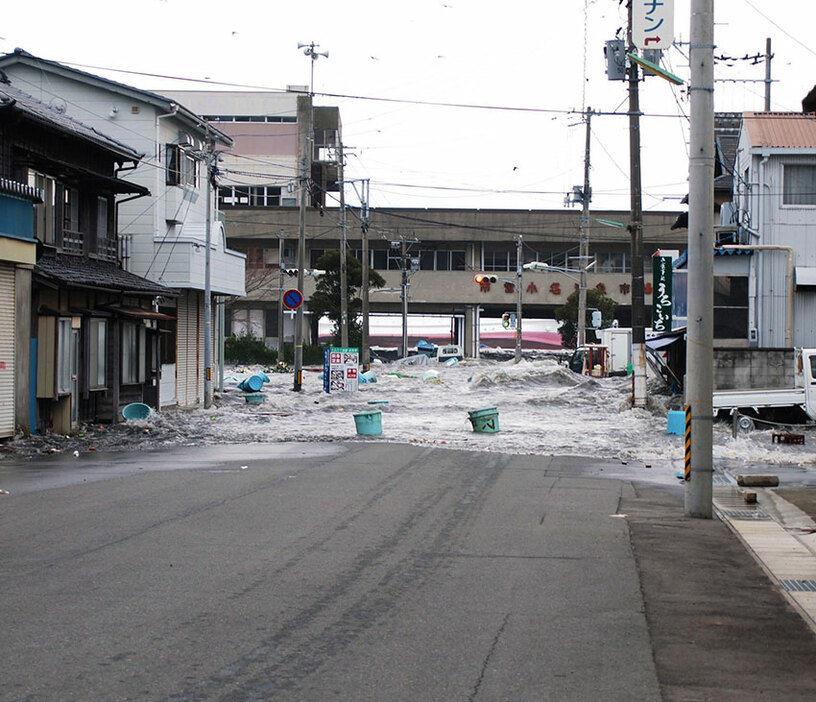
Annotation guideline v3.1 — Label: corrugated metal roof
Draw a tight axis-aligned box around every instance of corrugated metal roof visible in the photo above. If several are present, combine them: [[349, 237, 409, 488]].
[[744, 112, 816, 149]]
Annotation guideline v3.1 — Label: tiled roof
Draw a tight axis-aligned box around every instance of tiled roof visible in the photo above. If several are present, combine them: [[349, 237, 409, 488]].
[[0, 82, 142, 160], [0, 49, 233, 147], [35, 254, 177, 297], [743, 112, 816, 149]]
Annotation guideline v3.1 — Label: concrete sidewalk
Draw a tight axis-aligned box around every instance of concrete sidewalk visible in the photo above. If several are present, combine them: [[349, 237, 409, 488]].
[[623, 478, 816, 700], [714, 477, 816, 638]]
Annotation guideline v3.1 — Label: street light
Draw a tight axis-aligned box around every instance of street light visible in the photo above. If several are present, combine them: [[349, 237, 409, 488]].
[[522, 260, 596, 278], [523, 260, 597, 347]]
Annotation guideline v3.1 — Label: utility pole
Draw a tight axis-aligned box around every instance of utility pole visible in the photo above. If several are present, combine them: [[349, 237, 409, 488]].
[[294, 42, 328, 391], [277, 230, 285, 353], [401, 239, 409, 358], [515, 234, 523, 363], [338, 142, 349, 347], [203, 130, 214, 409], [686, 0, 715, 519], [293, 92, 309, 391], [764, 37, 773, 111], [627, 2, 647, 408], [577, 109, 593, 349], [359, 180, 371, 370]]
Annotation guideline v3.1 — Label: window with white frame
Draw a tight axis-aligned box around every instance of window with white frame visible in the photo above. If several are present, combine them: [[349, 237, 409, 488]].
[[121, 322, 146, 385], [89, 319, 107, 389], [231, 308, 264, 339], [166, 145, 198, 187], [783, 164, 816, 206], [218, 185, 285, 208]]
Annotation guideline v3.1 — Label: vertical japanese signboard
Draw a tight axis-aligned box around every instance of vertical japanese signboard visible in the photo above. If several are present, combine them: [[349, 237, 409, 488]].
[[652, 256, 673, 333], [323, 347, 359, 394], [633, 0, 674, 50]]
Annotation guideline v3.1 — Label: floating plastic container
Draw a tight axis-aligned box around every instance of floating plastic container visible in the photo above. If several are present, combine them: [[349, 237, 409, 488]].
[[244, 392, 266, 404], [237, 374, 265, 392], [122, 402, 152, 421], [468, 407, 499, 433], [422, 369, 441, 384], [360, 370, 377, 383], [353, 409, 382, 436], [416, 339, 436, 357], [667, 410, 685, 435]]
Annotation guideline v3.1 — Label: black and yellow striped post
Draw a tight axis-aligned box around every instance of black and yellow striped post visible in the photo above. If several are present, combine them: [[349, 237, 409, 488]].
[[684, 404, 692, 482]]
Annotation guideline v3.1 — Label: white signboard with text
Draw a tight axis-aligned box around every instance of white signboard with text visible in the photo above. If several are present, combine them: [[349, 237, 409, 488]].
[[632, 0, 674, 50]]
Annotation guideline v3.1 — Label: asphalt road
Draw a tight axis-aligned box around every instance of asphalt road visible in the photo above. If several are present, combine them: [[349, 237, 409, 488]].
[[3, 443, 816, 701]]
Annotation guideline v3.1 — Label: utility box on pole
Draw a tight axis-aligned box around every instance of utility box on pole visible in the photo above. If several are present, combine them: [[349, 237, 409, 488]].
[[605, 40, 627, 81]]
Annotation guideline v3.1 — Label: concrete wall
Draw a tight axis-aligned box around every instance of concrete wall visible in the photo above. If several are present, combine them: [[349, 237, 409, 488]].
[[713, 347, 795, 390]]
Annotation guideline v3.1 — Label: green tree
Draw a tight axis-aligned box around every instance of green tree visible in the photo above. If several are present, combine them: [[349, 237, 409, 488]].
[[554, 288, 618, 348], [307, 250, 386, 347]]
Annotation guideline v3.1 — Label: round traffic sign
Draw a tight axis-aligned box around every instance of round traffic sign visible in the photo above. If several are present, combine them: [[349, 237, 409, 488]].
[[283, 288, 304, 310]]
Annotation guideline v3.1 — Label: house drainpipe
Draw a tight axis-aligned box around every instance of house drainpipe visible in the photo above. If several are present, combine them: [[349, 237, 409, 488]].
[[717, 244, 795, 348]]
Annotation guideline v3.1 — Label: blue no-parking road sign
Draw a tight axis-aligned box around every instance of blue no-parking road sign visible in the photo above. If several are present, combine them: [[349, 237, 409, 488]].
[[283, 289, 304, 310]]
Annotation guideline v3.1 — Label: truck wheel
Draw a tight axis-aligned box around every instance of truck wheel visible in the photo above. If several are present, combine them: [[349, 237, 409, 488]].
[[737, 414, 756, 432]]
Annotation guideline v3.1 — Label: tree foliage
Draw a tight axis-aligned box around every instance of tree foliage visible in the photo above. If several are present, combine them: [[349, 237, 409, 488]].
[[307, 250, 386, 347], [554, 288, 618, 348]]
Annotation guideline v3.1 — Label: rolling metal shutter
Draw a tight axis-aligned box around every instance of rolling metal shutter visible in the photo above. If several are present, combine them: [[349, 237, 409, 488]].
[[0, 264, 16, 437], [176, 291, 202, 407]]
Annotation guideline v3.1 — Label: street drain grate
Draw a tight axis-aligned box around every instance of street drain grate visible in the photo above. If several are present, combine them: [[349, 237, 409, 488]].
[[720, 509, 772, 520], [781, 579, 816, 592]]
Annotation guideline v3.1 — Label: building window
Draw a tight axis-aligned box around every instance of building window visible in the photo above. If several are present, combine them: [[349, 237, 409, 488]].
[[231, 308, 264, 339], [783, 164, 816, 206], [483, 248, 515, 272], [122, 322, 146, 384], [57, 318, 73, 395], [713, 276, 749, 338], [28, 171, 57, 245], [219, 185, 283, 208], [89, 319, 107, 389], [166, 145, 198, 187], [418, 249, 466, 271]]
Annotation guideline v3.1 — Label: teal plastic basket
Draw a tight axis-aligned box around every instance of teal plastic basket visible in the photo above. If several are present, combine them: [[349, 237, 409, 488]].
[[353, 410, 382, 436], [468, 407, 499, 433], [122, 402, 152, 421]]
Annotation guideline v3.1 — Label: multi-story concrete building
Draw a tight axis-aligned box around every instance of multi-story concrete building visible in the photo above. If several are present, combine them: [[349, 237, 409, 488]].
[[0, 50, 247, 408], [150, 91, 686, 354], [227, 206, 685, 353]]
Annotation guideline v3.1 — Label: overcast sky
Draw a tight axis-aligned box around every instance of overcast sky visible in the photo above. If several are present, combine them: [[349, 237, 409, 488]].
[[3, 0, 816, 212]]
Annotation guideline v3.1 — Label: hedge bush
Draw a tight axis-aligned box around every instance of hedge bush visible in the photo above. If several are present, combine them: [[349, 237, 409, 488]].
[[224, 334, 278, 365]]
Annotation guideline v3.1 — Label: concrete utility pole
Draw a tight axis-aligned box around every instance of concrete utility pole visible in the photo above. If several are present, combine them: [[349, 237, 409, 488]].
[[293, 42, 328, 391], [401, 239, 409, 358], [359, 180, 371, 370], [277, 230, 285, 352], [686, 0, 715, 519], [764, 37, 773, 112], [203, 131, 214, 409], [627, 2, 648, 408], [293, 93, 309, 391], [577, 109, 593, 349], [338, 142, 349, 347], [515, 234, 523, 363]]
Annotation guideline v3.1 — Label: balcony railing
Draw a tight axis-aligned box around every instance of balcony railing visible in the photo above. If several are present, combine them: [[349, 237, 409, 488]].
[[61, 229, 84, 255]]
